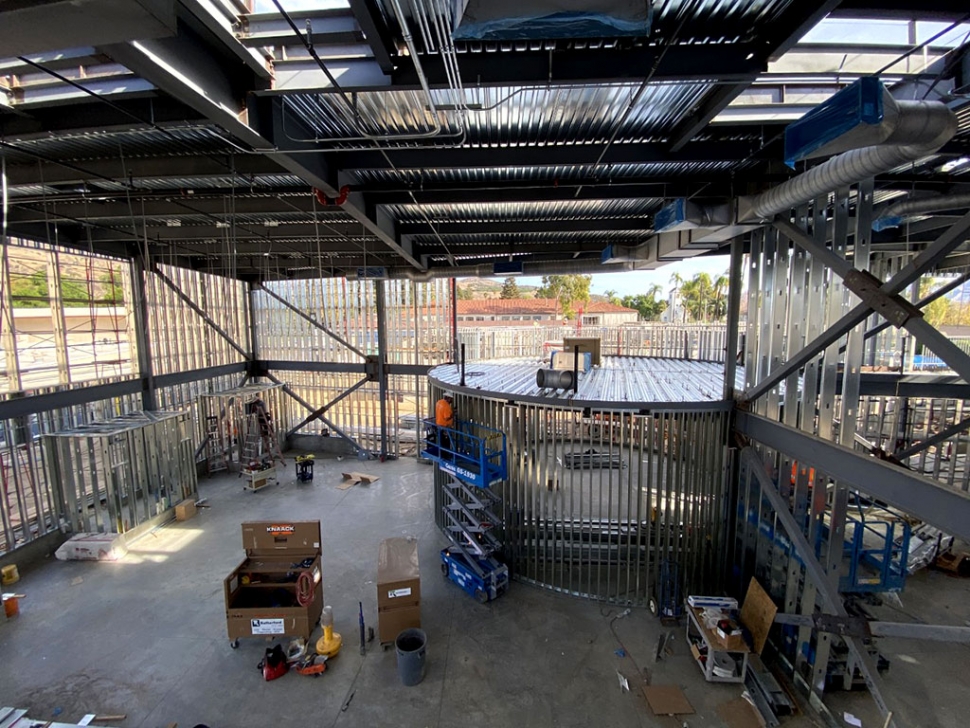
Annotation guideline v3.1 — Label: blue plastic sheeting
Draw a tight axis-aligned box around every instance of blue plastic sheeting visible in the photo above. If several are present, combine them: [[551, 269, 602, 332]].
[[784, 77, 885, 168], [453, 2, 652, 41], [872, 215, 903, 232], [653, 198, 686, 232]]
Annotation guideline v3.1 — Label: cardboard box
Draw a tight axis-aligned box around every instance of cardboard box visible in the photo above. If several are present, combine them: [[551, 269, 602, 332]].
[[377, 537, 420, 610], [175, 498, 197, 521], [715, 630, 746, 651], [224, 521, 323, 644], [563, 336, 601, 366], [378, 603, 421, 644]]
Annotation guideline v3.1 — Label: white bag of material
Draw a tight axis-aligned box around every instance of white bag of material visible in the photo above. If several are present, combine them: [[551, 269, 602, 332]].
[[55, 533, 128, 562]]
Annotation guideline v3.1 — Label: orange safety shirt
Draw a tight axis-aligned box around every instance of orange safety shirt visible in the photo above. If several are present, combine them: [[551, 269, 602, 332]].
[[435, 398, 454, 428]]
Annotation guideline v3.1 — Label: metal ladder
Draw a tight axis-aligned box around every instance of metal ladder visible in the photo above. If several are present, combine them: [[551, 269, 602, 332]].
[[204, 415, 230, 475], [240, 401, 285, 469]]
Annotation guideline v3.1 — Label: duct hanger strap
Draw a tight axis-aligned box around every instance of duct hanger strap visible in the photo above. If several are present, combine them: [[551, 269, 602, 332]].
[[843, 269, 923, 329]]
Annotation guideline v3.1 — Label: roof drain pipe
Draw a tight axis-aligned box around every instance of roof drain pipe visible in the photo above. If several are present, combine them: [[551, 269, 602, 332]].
[[873, 192, 970, 231], [737, 78, 957, 223]]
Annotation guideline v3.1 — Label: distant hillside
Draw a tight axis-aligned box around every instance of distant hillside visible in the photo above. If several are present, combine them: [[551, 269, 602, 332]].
[[457, 278, 538, 299]]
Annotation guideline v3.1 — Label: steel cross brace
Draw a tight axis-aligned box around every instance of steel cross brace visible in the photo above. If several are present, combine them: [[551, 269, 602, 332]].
[[857, 271, 970, 348], [774, 612, 970, 644], [893, 414, 970, 460], [773, 218, 970, 386], [285, 376, 369, 437], [254, 283, 367, 359], [745, 211, 970, 402], [264, 371, 368, 455], [741, 447, 897, 726], [152, 265, 250, 359]]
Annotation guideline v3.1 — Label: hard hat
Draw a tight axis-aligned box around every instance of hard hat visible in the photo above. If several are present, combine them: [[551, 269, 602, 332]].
[[443, 391, 454, 399]]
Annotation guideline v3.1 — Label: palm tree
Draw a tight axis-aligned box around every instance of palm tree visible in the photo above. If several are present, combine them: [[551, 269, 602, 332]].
[[712, 273, 729, 320], [669, 271, 684, 322]]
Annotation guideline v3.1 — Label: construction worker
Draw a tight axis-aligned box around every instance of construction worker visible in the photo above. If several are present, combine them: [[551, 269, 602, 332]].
[[435, 392, 455, 457]]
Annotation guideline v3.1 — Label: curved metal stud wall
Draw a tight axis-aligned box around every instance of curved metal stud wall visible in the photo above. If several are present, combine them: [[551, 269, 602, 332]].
[[430, 380, 731, 605]]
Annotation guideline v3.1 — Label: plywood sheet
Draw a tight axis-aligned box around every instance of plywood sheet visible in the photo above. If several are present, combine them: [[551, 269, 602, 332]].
[[740, 577, 777, 655], [642, 685, 694, 716]]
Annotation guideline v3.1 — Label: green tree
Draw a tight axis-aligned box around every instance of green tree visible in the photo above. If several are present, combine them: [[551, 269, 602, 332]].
[[921, 278, 950, 327], [668, 271, 684, 322], [621, 284, 667, 321], [500, 277, 520, 299], [712, 273, 729, 320], [456, 285, 473, 301], [604, 289, 621, 306], [535, 274, 591, 320], [99, 270, 125, 306], [9, 270, 90, 308], [679, 272, 715, 322]]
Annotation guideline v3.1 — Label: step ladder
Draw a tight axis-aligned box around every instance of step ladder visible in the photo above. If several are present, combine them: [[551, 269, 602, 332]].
[[204, 415, 230, 475], [239, 398, 285, 471]]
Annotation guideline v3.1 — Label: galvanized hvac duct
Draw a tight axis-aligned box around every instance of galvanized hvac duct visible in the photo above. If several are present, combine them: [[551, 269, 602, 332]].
[[873, 191, 970, 231], [738, 93, 957, 222], [388, 258, 636, 280]]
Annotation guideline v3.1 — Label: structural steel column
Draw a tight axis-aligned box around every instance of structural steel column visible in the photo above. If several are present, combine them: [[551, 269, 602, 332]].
[[129, 257, 157, 411], [723, 237, 743, 399], [375, 279, 389, 457]]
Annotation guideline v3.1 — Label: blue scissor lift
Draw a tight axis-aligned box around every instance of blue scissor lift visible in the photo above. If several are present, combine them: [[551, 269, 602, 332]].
[[423, 417, 510, 603]]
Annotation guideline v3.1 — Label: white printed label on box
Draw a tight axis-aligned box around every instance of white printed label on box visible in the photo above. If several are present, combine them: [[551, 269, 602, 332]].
[[388, 587, 412, 599], [250, 618, 285, 635]]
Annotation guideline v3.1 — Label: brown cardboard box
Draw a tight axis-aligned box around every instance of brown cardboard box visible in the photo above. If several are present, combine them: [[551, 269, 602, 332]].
[[224, 521, 324, 644], [715, 629, 746, 651], [378, 604, 421, 644], [563, 336, 601, 366], [377, 538, 420, 610], [175, 498, 197, 521]]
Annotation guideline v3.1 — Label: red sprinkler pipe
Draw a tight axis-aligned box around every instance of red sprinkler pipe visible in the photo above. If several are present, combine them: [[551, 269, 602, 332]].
[[313, 185, 350, 206]]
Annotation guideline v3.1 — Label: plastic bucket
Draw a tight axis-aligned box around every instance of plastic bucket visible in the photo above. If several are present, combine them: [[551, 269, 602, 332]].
[[2, 594, 20, 618], [395, 628, 427, 686], [1, 564, 18, 585]]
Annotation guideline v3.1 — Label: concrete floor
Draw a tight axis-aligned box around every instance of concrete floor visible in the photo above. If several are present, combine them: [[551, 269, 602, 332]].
[[1, 454, 968, 728]]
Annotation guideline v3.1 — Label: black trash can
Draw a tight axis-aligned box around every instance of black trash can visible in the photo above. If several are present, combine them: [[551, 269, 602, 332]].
[[395, 628, 427, 686]]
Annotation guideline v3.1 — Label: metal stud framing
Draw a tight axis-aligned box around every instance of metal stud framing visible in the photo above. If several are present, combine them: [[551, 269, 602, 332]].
[[429, 378, 730, 606]]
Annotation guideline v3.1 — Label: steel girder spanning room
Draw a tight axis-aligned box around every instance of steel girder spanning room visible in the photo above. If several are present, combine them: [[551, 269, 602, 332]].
[[2, 0, 970, 725]]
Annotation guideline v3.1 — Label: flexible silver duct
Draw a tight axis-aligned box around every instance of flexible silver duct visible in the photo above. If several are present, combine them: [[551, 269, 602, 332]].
[[739, 99, 958, 223], [873, 192, 970, 229]]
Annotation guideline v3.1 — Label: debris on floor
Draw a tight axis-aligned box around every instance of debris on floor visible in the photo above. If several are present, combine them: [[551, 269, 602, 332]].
[[338, 471, 380, 489], [716, 697, 764, 728], [935, 550, 970, 576], [642, 685, 694, 716], [616, 670, 630, 691]]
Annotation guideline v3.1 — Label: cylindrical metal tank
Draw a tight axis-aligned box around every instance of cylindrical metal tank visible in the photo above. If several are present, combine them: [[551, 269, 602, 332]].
[[428, 357, 732, 606]]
